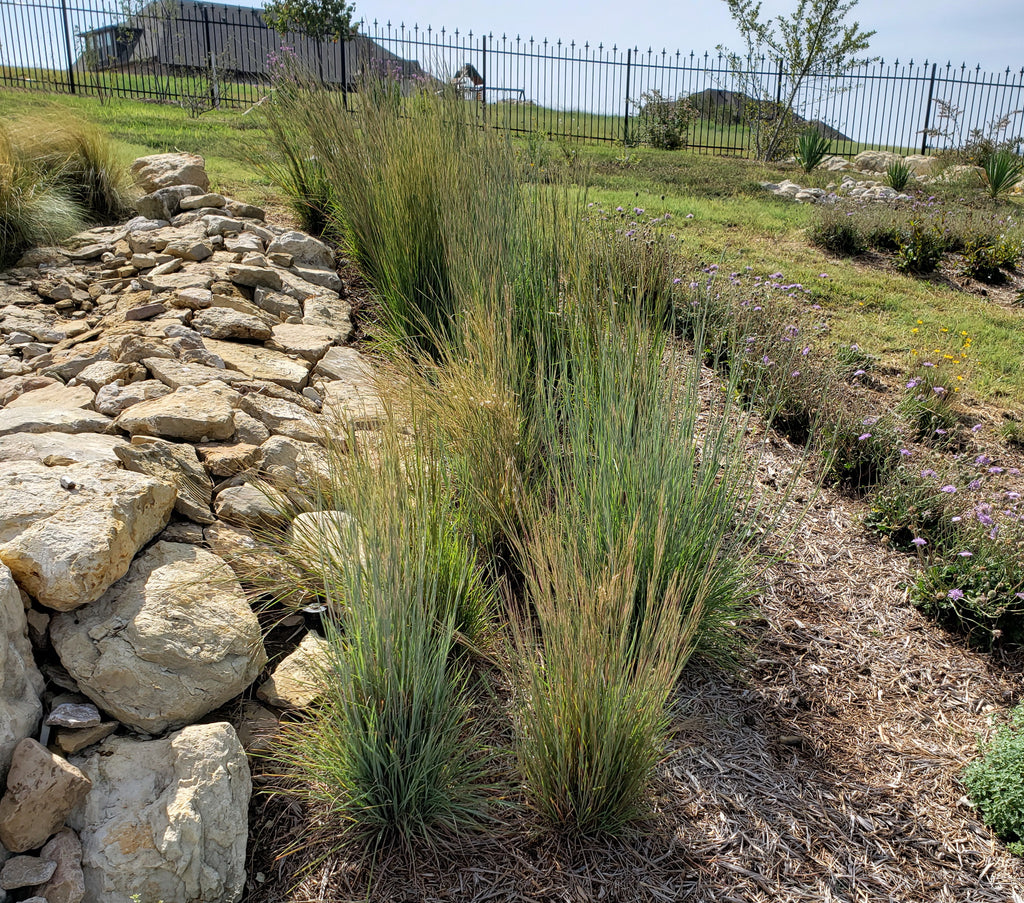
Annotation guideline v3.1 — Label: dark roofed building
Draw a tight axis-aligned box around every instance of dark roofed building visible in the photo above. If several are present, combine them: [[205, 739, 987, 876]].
[[79, 0, 428, 87]]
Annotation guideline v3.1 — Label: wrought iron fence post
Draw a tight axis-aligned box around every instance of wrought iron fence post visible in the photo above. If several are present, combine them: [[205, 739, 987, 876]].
[[201, 6, 219, 108], [482, 33, 488, 124], [623, 47, 632, 145], [59, 0, 76, 94], [920, 62, 938, 154]]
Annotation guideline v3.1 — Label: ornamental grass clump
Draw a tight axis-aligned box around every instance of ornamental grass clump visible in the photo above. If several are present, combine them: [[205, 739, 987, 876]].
[[794, 127, 831, 173], [269, 425, 497, 853], [0, 124, 85, 267], [512, 306, 760, 835]]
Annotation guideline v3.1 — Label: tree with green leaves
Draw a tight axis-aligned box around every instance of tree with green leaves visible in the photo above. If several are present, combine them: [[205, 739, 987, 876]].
[[262, 0, 357, 42], [718, 0, 875, 161]]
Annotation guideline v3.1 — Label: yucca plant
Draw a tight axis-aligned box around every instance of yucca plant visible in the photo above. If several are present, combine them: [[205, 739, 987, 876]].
[[794, 127, 831, 173], [886, 158, 912, 191], [981, 150, 1024, 198]]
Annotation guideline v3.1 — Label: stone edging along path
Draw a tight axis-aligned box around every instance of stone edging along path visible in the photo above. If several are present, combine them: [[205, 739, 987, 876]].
[[0, 153, 380, 903]]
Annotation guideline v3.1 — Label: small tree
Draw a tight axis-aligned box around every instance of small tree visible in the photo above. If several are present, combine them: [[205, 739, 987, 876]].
[[262, 0, 357, 42], [718, 0, 875, 161]]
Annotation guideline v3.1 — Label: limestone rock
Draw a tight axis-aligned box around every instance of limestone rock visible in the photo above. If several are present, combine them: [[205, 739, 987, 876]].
[[238, 392, 321, 443], [232, 701, 279, 754], [192, 307, 273, 342], [0, 462, 175, 611], [52, 724, 117, 757], [195, 442, 259, 477], [266, 231, 334, 269], [115, 436, 214, 524], [115, 382, 239, 441], [0, 566, 43, 784], [321, 377, 387, 430], [36, 828, 84, 903], [135, 186, 205, 223], [313, 346, 375, 383], [94, 379, 173, 417], [0, 739, 91, 853], [5, 384, 94, 411], [258, 435, 329, 485], [51, 542, 267, 735], [203, 338, 311, 391], [268, 323, 336, 362], [0, 406, 113, 438], [45, 703, 101, 729], [257, 632, 328, 708], [73, 361, 144, 392], [252, 287, 302, 320], [852, 149, 902, 173], [179, 193, 225, 210], [225, 264, 282, 291], [143, 357, 245, 389], [214, 484, 287, 529], [903, 153, 940, 176], [69, 723, 249, 903], [130, 153, 209, 193], [301, 293, 353, 343], [232, 410, 271, 445], [0, 432, 127, 467]]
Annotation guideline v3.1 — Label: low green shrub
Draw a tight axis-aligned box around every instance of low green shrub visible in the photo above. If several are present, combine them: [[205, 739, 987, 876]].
[[959, 233, 1022, 283], [964, 705, 1024, 856], [865, 467, 959, 552], [894, 219, 946, 274], [808, 208, 866, 256], [820, 411, 901, 492], [633, 90, 696, 150]]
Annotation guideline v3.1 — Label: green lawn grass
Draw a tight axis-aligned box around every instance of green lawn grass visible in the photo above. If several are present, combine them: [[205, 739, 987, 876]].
[[3, 86, 1020, 405]]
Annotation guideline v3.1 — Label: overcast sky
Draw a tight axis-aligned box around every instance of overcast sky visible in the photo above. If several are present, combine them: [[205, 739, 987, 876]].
[[352, 0, 1023, 73]]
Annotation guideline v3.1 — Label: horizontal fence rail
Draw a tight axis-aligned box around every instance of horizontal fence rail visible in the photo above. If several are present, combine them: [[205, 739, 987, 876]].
[[2, 0, 1023, 158]]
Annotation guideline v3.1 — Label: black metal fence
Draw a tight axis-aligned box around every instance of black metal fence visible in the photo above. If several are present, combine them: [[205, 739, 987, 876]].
[[3, 0, 1024, 157]]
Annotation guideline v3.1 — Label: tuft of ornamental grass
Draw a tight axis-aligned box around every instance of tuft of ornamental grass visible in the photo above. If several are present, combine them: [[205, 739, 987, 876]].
[[268, 423, 497, 855], [0, 124, 85, 267], [6, 115, 131, 222], [511, 304, 764, 835]]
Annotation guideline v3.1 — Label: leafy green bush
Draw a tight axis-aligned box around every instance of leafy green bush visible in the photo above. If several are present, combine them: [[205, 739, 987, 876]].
[[633, 90, 696, 150], [820, 411, 901, 492], [865, 468, 959, 552], [981, 149, 1024, 199], [894, 219, 946, 274], [964, 705, 1024, 855], [794, 127, 831, 173], [886, 159, 912, 191], [959, 233, 1022, 283]]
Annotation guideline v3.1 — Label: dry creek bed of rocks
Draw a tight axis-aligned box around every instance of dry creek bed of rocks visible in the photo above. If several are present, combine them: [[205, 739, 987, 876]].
[[0, 152, 384, 903]]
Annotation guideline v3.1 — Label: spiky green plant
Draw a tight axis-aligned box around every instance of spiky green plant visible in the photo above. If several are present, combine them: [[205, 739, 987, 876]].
[[794, 127, 831, 173], [981, 150, 1024, 199], [886, 158, 912, 191]]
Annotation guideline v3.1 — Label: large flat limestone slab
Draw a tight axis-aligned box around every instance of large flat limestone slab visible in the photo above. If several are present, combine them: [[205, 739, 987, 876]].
[[0, 462, 176, 611]]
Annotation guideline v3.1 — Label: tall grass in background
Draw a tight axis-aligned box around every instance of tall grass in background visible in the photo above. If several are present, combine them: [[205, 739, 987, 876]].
[[264, 76, 790, 842]]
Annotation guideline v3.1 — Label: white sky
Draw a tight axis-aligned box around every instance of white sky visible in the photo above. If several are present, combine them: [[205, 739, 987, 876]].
[[353, 0, 1023, 73]]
